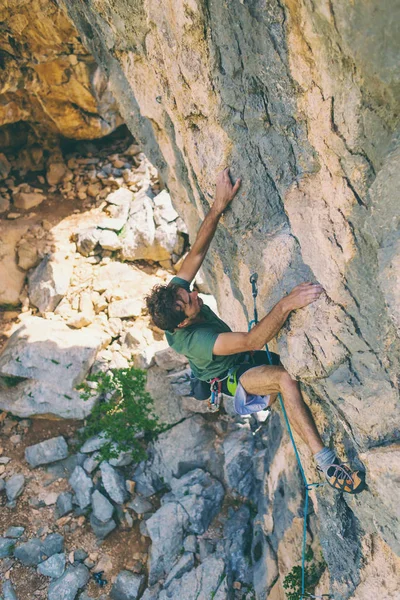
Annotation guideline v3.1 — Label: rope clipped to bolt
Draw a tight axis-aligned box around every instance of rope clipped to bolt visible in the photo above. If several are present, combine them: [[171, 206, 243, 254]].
[[249, 273, 331, 600]]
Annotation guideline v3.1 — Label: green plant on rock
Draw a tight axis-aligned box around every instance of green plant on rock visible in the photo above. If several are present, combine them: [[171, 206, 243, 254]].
[[77, 366, 162, 463], [283, 547, 327, 600], [0, 375, 24, 388]]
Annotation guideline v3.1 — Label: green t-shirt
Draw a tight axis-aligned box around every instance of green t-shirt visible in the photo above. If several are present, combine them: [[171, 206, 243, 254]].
[[165, 276, 244, 381]]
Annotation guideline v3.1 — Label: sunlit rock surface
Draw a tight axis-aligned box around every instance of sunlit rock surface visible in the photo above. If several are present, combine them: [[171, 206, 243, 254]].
[[1, 0, 398, 597], [0, 0, 122, 146]]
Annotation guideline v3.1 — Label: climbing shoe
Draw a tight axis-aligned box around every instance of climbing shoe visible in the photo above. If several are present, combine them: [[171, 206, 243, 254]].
[[319, 461, 366, 494]]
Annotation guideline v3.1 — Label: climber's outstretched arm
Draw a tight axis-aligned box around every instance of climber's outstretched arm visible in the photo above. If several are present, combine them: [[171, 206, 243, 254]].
[[213, 283, 323, 356], [176, 168, 241, 284]]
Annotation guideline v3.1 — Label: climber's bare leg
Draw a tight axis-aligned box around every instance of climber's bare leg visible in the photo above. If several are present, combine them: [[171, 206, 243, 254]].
[[239, 365, 324, 454]]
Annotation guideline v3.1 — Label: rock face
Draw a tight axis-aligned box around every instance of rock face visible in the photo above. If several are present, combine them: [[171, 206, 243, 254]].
[[0, 0, 400, 598], [0, 317, 109, 418], [0, 0, 122, 146], [55, 1, 400, 598]]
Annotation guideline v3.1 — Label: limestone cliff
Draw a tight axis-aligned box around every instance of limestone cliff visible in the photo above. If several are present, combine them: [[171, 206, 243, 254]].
[[1, 0, 398, 598], [0, 0, 122, 148], [56, 1, 400, 597]]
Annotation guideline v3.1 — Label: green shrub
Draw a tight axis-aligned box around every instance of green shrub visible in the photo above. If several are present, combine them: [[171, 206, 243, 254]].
[[77, 366, 162, 463], [283, 547, 327, 600], [0, 375, 24, 388]]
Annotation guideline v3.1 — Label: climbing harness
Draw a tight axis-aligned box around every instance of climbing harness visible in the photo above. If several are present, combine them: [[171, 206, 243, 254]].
[[248, 273, 331, 600], [208, 363, 243, 411]]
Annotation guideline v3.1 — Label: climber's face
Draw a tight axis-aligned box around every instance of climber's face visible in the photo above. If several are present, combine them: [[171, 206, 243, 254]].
[[175, 288, 203, 325]]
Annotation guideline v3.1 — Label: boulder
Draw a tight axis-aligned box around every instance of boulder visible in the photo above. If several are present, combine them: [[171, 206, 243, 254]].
[[0, 220, 29, 306], [97, 229, 122, 251], [108, 445, 133, 467], [2, 580, 17, 600], [146, 366, 189, 425], [167, 469, 224, 535], [157, 556, 226, 599], [91, 490, 114, 523], [147, 501, 189, 585], [0, 317, 109, 418], [14, 538, 46, 566], [0, 538, 15, 558], [83, 453, 101, 473], [93, 262, 139, 294], [153, 221, 179, 261], [149, 415, 218, 486], [47, 162, 67, 186], [80, 434, 107, 453], [37, 552, 66, 578], [153, 347, 188, 371], [0, 196, 10, 213], [89, 514, 117, 539], [13, 190, 46, 210], [42, 533, 64, 558], [5, 474, 25, 502], [75, 228, 100, 257], [25, 436, 69, 467], [119, 191, 156, 261], [131, 462, 164, 498], [5, 527, 25, 539], [28, 254, 74, 312], [48, 565, 90, 600], [17, 239, 40, 271], [99, 188, 133, 231], [56, 492, 73, 517], [0, 378, 97, 419], [69, 466, 93, 509], [110, 571, 145, 600], [108, 299, 142, 319], [127, 496, 153, 515], [100, 462, 129, 504], [46, 453, 86, 481], [152, 190, 179, 224]]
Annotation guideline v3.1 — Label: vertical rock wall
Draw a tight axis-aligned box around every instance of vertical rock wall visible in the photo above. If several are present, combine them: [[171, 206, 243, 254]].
[[57, 1, 400, 598]]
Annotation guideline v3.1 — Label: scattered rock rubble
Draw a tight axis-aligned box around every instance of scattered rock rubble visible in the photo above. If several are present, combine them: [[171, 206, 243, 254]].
[[0, 378, 278, 599], [0, 133, 198, 418]]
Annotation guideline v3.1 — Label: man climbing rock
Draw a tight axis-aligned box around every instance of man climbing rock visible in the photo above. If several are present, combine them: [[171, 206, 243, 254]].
[[146, 168, 365, 494]]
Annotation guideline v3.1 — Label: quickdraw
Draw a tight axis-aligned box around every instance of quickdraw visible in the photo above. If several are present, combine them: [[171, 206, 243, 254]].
[[208, 377, 222, 411], [208, 364, 241, 411]]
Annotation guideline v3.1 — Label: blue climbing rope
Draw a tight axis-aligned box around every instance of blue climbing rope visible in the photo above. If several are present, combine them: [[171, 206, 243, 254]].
[[249, 274, 329, 600]]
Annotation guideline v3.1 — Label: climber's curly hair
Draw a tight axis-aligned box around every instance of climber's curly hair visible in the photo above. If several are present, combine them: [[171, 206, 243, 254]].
[[145, 283, 186, 331]]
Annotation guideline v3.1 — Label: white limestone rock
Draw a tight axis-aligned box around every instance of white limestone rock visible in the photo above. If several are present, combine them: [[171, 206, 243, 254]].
[[108, 299, 142, 319], [97, 229, 122, 251], [152, 190, 179, 224], [0, 317, 110, 418], [28, 254, 74, 313]]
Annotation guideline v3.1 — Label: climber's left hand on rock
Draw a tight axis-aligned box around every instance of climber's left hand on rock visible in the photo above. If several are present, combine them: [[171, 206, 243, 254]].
[[213, 167, 241, 215]]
